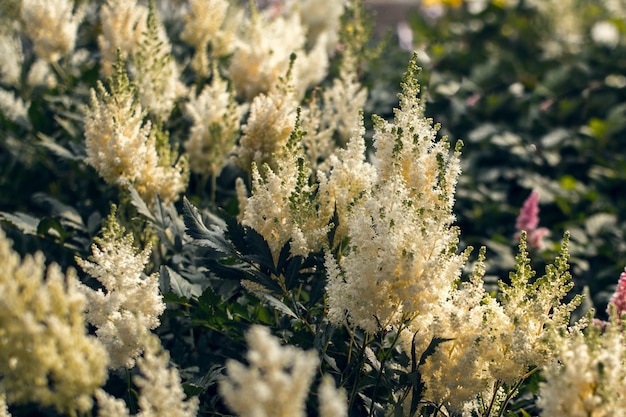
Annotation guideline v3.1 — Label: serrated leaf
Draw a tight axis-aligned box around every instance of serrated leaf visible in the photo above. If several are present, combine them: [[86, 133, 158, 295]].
[[243, 226, 276, 274], [127, 184, 157, 223], [32, 192, 84, 230], [254, 292, 297, 319], [222, 210, 247, 253], [162, 292, 191, 306], [0, 211, 40, 235], [284, 255, 304, 291], [161, 266, 202, 299], [37, 132, 82, 161], [276, 240, 292, 274], [183, 198, 233, 256]]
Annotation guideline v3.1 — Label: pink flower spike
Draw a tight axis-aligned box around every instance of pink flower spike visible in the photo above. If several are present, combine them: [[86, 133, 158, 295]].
[[516, 190, 541, 232], [608, 267, 626, 322], [529, 227, 549, 250]]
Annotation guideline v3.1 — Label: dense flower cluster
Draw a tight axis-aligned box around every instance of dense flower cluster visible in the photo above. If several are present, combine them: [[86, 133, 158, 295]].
[[219, 326, 345, 417], [325, 54, 463, 335], [515, 190, 549, 250], [84, 57, 188, 204], [76, 208, 165, 369], [95, 336, 199, 417], [538, 323, 626, 416], [184, 67, 241, 178], [0, 228, 108, 414], [20, 0, 84, 63]]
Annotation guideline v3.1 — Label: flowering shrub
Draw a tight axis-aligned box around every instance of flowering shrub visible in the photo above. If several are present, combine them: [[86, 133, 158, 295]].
[[1, 0, 626, 416]]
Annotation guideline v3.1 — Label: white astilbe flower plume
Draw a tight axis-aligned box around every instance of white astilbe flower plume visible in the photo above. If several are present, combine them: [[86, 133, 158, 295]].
[[283, 0, 347, 54], [98, 0, 149, 78], [317, 117, 377, 246], [538, 322, 626, 416], [325, 53, 464, 334], [84, 57, 188, 204], [0, 33, 23, 87], [180, 0, 230, 77], [229, 5, 328, 100], [233, 82, 297, 173], [318, 375, 348, 417], [415, 233, 582, 413], [0, 227, 108, 414], [132, 2, 186, 120], [238, 119, 331, 261], [184, 66, 241, 178], [76, 208, 165, 369], [96, 335, 199, 417], [300, 52, 368, 169], [219, 326, 318, 417], [20, 0, 84, 63], [0, 391, 9, 417]]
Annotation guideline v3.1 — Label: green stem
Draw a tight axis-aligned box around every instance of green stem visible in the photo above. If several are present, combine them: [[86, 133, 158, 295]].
[[368, 327, 405, 417]]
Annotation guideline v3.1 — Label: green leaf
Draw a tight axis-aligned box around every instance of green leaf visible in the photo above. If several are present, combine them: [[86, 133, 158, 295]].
[[36, 132, 82, 161], [37, 217, 65, 240], [32, 192, 85, 230], [127, 184, 157, 223], [183, 198, 233, 256], [160, 266, 202, 299], [0, 211, 40, 235], [254, 291, 298, 319], [243, 226, 277, 275]]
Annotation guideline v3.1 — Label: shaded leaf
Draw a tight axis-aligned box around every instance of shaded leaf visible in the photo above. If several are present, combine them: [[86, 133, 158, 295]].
[[0, 211, 40, 235], [127, 184, 157, 223], [161, 265, 202, 299]]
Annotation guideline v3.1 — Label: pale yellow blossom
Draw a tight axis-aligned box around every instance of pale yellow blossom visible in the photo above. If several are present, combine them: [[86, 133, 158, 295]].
[[180, 0, 230, 76], [20, 0, 84, 63], [76, 208, 165, 369], [84, 59, 188, 204], [219, 326, 318, 417], [96, 336, 198, 417], [0, 227, 108, 414], [98, 0, 148, 77], [184, 67, 241, 177]]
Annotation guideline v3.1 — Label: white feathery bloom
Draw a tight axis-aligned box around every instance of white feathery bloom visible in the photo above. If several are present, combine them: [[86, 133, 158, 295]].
[[229, 8, 328, 100], [240, 134, 331, 260], [26, 59, 56, 89], [0, 227, 108, 414], [219, 326, 318, 417], [84, 61, 188, 204], [0, 391, 9, 417], [322, 53, 368, 145], [132, 4, 185, 120], [96, 336, 199, 417], [184, 68, 241, 177], [299, 52, 367, 168], [233, 86, 297, 173], [0, 33, 23, 87], [180, 0, 229, 76], [591, 21, 620, 48], [0, 88, 29, 128], [317, 119, 377, 246], [538, 324, 626, 416], [325, 54, 463, 333], [76, 210, 165, 369], [417, 234, 581, 413], [98, 0, 149, 77], [318, 375, 348, 417], [20, 0, 84, 63], [133, 337, 200, 417], [284, 0, 347, 54]]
